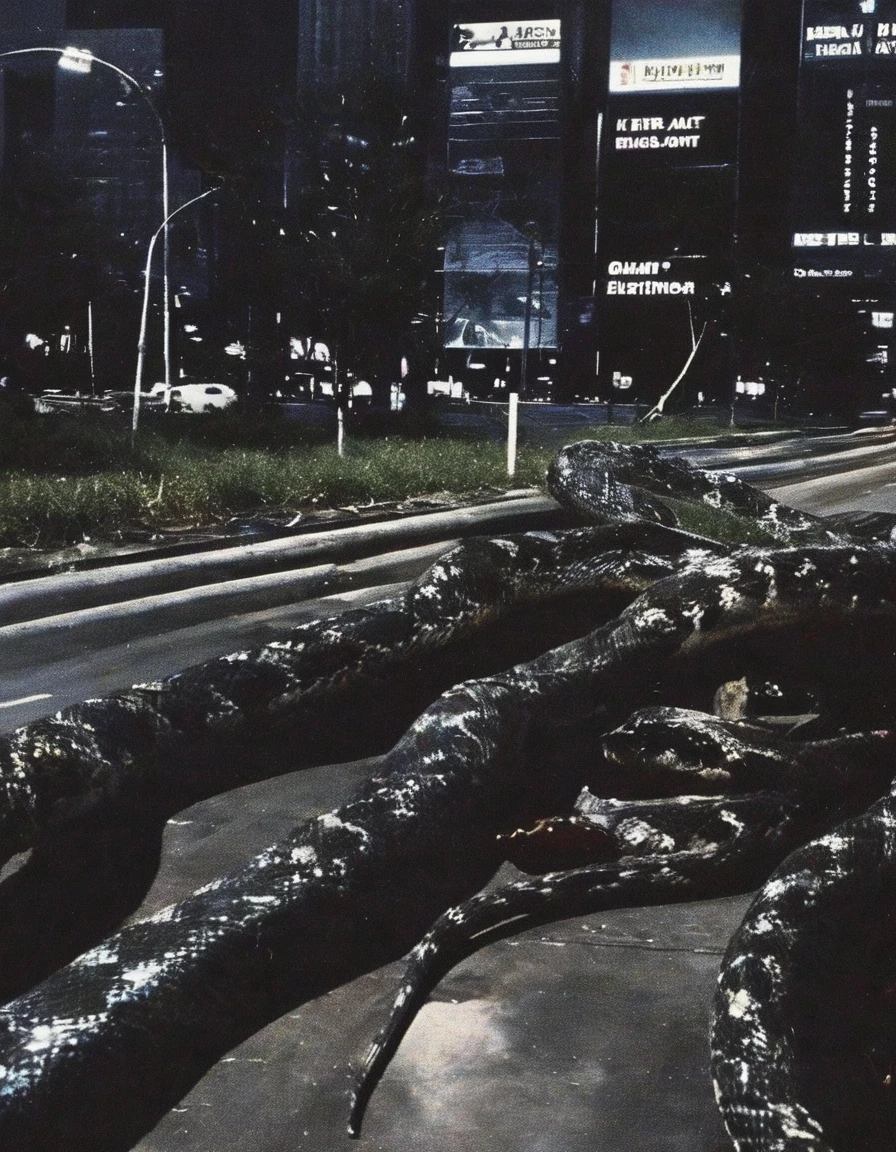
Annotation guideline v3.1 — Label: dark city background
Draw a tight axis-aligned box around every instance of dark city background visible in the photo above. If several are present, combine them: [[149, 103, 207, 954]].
[[0, 1, 893, 420]]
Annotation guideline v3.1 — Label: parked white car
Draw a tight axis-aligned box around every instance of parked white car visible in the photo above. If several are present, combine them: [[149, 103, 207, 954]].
[[150, 383, 237, 413]]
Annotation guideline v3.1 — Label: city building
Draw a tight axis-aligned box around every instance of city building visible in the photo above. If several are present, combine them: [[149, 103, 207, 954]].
[[419, 0, 896, 417], [0, 1, 892, 417]]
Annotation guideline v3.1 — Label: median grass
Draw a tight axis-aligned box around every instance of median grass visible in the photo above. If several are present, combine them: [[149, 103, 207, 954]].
[[0, 401, 784, 550], [0, 420, 549, 548]]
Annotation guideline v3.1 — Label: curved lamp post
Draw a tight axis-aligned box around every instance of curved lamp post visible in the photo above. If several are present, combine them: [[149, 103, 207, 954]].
[[0, 45, 172, 390], [133, 187, 218, 442]]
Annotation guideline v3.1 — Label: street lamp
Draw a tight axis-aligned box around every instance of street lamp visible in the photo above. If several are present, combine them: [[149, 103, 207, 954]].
[[0, 45, 172, 390], [133, 187, 218, 442]]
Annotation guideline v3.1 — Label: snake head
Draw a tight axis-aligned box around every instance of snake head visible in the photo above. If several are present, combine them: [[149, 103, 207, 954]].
[[547, 441, 680, 527], [601, 706, 787, 790]]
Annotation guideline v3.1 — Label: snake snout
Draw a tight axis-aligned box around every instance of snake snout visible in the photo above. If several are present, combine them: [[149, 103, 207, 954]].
[[602, 706, 735, 786]]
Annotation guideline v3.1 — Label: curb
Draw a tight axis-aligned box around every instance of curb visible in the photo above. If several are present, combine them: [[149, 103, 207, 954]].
[[0, 494, 564, 628], [723, 439, 896, 484], [0, 539, 461, 671]]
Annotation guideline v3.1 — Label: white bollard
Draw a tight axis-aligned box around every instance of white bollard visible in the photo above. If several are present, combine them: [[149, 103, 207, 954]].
[[337, 405, 345, 457], [507, 392, 519, 479]]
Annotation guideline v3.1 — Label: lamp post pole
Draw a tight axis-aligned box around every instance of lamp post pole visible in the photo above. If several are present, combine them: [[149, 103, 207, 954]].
[[133, 188, 218, 443], [0, 46, 172, 390], [519, 225, 544, 399], [510, 227, 543, 471], [520, 234, 535, 400]]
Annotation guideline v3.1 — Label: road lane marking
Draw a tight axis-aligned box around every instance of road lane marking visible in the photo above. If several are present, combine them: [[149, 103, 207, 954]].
[[0, 693, 53, 709]]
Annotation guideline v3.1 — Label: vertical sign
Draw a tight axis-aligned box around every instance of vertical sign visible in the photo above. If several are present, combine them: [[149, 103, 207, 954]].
[[442, 20, 561, 351], [792, 2, 896, 282], [597, 0, 743, 399]]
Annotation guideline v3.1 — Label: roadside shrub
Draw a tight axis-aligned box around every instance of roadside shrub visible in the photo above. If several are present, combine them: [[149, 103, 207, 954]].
[[144, 404, 332, 451]]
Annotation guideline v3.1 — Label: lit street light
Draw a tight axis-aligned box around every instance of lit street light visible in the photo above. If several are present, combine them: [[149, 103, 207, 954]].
[[133, 187, 218, 442], [0, 45, 172, 391]]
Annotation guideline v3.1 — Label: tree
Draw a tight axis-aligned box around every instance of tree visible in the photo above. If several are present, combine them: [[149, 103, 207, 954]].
[[639, 300, 710, 422], [0, 148, 141, 391], [281, 80, 444, 392]]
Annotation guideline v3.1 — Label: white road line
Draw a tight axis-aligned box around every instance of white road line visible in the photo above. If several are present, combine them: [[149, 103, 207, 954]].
[[0, 693, 52, 710]]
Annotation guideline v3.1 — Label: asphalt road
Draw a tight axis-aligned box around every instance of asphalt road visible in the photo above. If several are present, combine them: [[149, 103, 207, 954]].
[[3, 440, 896, 1152], [0, 582, 409, 734], [767, 453, 896, 515]]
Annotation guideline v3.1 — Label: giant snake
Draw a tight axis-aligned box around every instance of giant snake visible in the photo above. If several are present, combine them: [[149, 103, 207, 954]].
[[0, 440, 894, 1149]]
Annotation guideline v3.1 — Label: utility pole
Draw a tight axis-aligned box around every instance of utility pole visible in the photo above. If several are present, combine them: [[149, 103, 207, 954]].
[[520, 233, 535, 398], [87, 301, 96, 396]]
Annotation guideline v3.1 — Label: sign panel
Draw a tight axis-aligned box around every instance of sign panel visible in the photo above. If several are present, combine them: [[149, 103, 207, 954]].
[[442, 18, 561, 350], [800, 3, 895, 63], [792, 0, 896, 279], [450, 21, 561, 66], [609, 93, 739, 167], [609, 55, 740, 92]]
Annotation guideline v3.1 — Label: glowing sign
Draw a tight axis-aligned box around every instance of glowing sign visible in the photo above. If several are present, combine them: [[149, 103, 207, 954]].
[[802, 8, 896, 61], [609, 56, 740, 92], [606, 279, 696, 295], [450, 22, 561, 68]]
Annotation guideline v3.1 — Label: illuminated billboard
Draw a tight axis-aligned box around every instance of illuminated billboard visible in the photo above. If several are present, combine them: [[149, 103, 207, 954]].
[[597, 0, 742, 399], [609, 55, 739, 93], [609, 0, 742, 91], [442, 19, 561, 352], [792, 1, 896, 282], [606, 0, 742, 169], [450, 21, 561, 66]]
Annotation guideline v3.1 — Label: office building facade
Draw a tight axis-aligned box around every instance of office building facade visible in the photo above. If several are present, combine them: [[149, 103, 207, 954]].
[[421, 0, 896, 416], [0, 1, 891, 414]]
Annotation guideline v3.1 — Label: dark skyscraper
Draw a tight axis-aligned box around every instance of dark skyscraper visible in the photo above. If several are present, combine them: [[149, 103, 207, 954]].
[[296, 0, 415, 90], [0, 1, 887, 413], [787, 1, 896, 408], [0, 2, 187, 388], [596, 0, 743, 404]]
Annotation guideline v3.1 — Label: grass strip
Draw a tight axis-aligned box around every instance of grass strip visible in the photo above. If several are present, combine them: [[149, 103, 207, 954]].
[[0, 405, 790, 550], [0, 440, 551, 549]]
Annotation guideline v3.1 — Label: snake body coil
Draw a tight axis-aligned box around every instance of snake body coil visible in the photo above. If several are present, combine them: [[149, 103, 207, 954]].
[[0, 440, 892, 1150]]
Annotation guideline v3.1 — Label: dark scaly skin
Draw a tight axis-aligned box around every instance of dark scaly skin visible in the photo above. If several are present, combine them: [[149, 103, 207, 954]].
[[0, 521, 714, 864], [600, 707, 894, 796], [711, 782, 896, 1151], [348, 722, 896, 1135], [0, 441, 893, 1150], [0, 441, 848, 867], [548, 440, 844, 544], [1, 542, 896, 1148]]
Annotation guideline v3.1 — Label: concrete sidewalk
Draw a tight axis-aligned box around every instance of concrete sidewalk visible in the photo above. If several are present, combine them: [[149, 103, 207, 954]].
[[130, 756, 743, 1152]]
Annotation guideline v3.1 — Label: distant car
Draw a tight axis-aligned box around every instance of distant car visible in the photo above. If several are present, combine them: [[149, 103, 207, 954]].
[[103, 389, 167, 412], [150, 383, 237, 414], [857, 409, 894, 426], [35, 391, 121, 414]]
